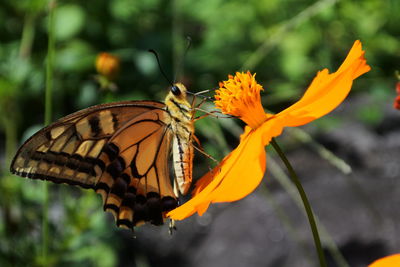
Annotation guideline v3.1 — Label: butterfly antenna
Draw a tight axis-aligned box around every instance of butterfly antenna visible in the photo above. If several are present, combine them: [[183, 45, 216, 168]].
[[173, 36, 192, 83], [148, 49, 174, 87]]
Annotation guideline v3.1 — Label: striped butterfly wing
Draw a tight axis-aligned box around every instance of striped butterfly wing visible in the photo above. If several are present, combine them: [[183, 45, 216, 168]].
[[96, 109, 178, 228], [10, 100, 178, 229]]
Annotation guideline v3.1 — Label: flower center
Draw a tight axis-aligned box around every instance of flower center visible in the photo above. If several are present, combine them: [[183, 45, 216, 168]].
[[214, 71, 267, 129]]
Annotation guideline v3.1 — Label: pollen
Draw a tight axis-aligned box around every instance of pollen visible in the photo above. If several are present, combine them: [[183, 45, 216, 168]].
[[215, 71, 268, 129]]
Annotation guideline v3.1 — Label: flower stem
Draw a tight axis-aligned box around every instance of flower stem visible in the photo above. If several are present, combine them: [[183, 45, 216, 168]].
[[19, 13, 36, 59], [270, 138, 327, 267], [43, 0, 56, 265]]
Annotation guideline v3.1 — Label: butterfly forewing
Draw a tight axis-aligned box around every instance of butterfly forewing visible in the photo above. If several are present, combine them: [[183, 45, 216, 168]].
[[11, 101, 164, 182], [11, 100, 179, 229]]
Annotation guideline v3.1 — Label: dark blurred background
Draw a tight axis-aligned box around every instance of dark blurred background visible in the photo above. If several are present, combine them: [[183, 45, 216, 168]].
[[0, 0, 399, 266]]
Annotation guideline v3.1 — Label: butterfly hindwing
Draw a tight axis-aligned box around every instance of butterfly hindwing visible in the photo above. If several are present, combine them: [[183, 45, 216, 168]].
[[95, 109, 178, 228]]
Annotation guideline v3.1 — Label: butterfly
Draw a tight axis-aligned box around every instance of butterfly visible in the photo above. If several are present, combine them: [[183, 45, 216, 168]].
[[10, 83, 196, 230]]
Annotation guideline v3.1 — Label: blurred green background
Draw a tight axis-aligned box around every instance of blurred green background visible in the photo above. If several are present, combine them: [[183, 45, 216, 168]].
[[0, 0, 399, 266]]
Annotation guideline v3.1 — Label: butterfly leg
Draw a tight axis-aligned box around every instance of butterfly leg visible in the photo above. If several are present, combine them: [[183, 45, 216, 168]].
[[190, 88, 215, 110], [168, 219, 177, 235], [191, 136, 218, 164], [194, 109, 233, 121], [192, 145, 218, 164], [191, 93, 209, 110]]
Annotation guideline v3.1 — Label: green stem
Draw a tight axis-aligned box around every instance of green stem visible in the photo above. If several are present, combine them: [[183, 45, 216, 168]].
[[270, 138, 327, 267], [268, 156, 349, 267], [43, 0, 56, 265], [172, 0, 184, 78], [19, 13, 36, 59], [2, 114, 17, 169], [46, 2, 55, 126]]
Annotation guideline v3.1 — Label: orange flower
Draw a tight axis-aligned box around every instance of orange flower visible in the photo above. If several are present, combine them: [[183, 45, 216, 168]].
[[369, 254, 400, 267], [168, 40, 370, 220], [95, 52, 120, 80]]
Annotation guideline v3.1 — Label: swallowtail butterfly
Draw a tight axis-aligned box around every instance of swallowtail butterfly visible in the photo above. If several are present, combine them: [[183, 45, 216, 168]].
[[11, 83, 195, 230]]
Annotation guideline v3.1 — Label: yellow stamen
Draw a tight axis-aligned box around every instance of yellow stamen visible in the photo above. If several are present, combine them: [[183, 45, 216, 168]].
[[215, 71, 267, 129]]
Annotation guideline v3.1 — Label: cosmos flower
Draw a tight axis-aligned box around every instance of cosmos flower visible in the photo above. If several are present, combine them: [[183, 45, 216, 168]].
[[368, 254, 400, 267], [168, 40, 370, 220]]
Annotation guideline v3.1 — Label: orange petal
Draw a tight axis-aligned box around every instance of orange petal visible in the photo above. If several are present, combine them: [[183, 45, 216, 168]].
[[167, 119, 285, 220], [206, 130, 266, 203], [192, 127, 253, 196], [369, 254, 400, 267], [277, 40, 370, 127], [167, 127, 264, 220]]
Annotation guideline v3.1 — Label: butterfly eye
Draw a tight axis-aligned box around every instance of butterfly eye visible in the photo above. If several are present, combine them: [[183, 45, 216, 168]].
[[171, 85, 181, 96]]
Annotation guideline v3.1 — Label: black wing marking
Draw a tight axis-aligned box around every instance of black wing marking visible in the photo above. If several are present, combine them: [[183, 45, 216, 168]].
[[94, 110, 178, 229]]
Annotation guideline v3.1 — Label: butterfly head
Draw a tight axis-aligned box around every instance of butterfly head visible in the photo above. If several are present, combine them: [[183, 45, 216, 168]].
[[165, 83, 192, 110], [169, 83, 187, 99]]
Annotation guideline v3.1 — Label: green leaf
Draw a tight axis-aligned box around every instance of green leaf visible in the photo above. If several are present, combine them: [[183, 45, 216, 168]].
[[56, 40, 94, 72], [54, 4, 85, 41]]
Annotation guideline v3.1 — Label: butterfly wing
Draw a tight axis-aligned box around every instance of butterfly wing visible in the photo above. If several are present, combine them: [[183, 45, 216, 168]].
[[96, 109, 178, 228], [11, 100, 178, 228]]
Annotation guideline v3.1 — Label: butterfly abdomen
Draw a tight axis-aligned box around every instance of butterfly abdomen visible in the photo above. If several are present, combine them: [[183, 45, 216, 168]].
[[172, 135, 193, 195]]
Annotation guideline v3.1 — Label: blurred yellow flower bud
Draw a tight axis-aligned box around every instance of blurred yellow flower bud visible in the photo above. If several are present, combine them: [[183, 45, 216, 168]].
[[95, 52, 120, 80]]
